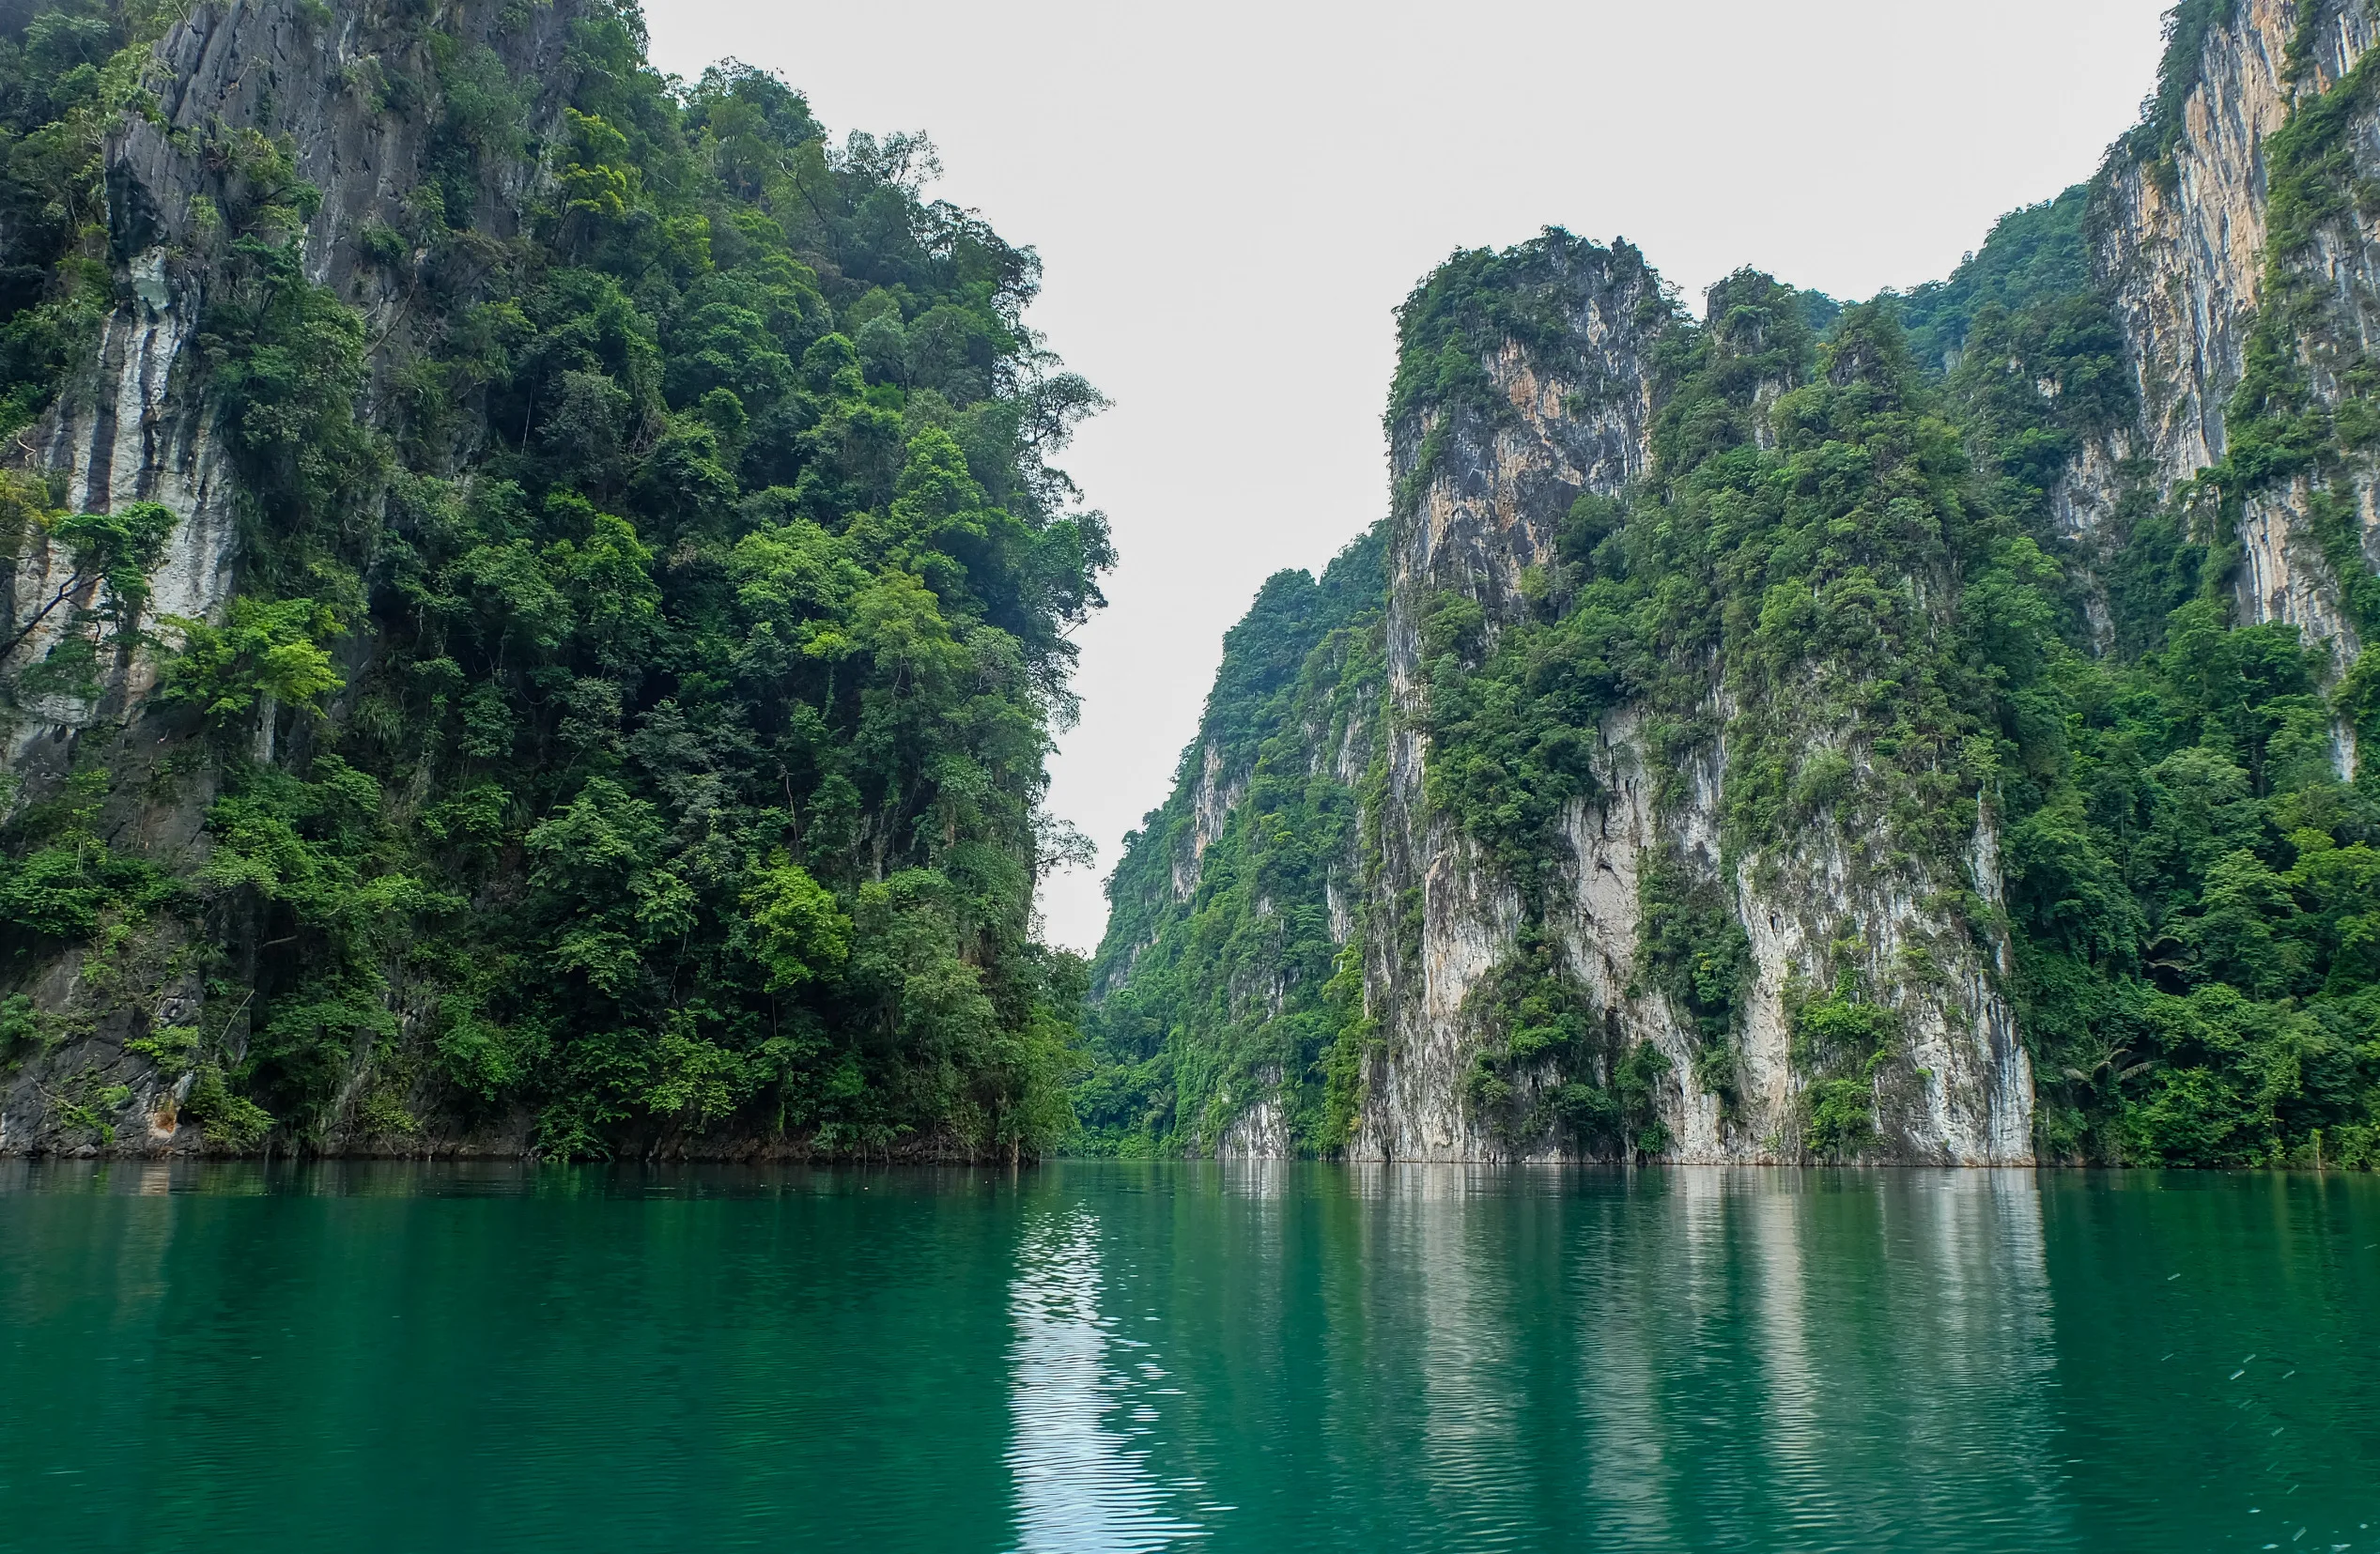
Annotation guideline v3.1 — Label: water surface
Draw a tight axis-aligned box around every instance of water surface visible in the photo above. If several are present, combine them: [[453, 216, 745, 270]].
[[0, 1162, 2373, 1551]]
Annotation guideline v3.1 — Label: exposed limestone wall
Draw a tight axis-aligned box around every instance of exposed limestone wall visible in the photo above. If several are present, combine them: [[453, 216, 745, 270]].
[[1733, 838, 2032, 1166], [1342, 244, 2035, 1165], [1116, 0, 2380, 1162], [5, 246, 233, 763], [1116, 1, 2380, 1166], [1352, 824, 1523, 1162], [1214, 1070, 1290, 1160], [2092, 0, 2309, 493], [1545, 711, 2030, 1165], [2238, 476, 2365, 661], [1169, 741, 1246, 901], [1548, 713, 1715, 1152], [1351, 242, 1665, 1163], [2079, 0, 2380, 668], [2227, 0, 2380, 668]]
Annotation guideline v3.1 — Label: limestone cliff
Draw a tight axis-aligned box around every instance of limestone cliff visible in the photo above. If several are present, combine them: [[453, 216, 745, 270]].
[[2080, 0, 2380, 676], [10, 0, 575, 752], [1, 0, 577, 1157], [0, 0, 1107, 1161], [1090, 0, 2380, 1165], [1347, 246, 2030, 1165], [1090, 241, 2037, 1164]]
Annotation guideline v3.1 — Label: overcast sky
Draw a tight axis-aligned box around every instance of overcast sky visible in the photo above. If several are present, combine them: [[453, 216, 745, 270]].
[[644, 0, 2174, 953]]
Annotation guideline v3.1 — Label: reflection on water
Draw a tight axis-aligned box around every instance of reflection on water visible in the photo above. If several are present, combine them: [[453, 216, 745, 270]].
[[1288, 1167, 2089, 1552], [0, 1162, 2374, 1552], [1894, 1173, 2067, 1542], [1399, 1169, 1523, 1543], [1007, 1207, 1205, 1551], [1750, 1174, 1823, 1536]]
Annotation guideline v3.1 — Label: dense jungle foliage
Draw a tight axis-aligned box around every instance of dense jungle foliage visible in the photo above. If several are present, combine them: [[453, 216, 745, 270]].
[[1086, 23, 2380, 1162], [0, 0, 1109, 1157], [1076, 532, 1383, 1155], [0, 0, 175, 439]]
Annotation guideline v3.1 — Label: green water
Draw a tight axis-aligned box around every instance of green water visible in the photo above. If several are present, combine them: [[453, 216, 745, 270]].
[[1, 1163, 2374, 1552]]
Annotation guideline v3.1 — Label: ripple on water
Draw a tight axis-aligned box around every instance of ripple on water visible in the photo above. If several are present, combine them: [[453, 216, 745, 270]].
[[1007, 1206, 1206, 1551]]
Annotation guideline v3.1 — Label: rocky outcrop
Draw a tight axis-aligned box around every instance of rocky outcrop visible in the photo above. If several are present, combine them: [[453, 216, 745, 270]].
[[1096, 223, 2047, 1162], [2091, 0, 2306, 492], [1354, 240, 1666, 1162], [1100, 1, 2380, 1166], [2080, 0, 2380, 668], [1321, 0, 2380, 1164], [1337, 241, 2032, 1164], [1171, 741, 1245, 901], [8, 0, 575, 759]]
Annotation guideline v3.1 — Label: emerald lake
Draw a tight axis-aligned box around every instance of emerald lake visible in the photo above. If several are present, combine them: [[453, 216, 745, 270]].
[[1, 1163, 2374, 1552]]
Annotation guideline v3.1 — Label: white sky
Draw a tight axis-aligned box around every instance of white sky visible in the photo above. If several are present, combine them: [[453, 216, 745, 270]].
[[644, 0, 2174, 953]]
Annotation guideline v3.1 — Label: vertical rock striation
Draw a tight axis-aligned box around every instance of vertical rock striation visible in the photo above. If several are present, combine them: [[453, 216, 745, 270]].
[[1095, 237, 2041, 1163], [1357, 238, 1662, 1162], [6, 0, 1118, 1163], [1345, 242, 2032, 1165], [2081, 0, 2380, 671], [7, 0, 576, 770]]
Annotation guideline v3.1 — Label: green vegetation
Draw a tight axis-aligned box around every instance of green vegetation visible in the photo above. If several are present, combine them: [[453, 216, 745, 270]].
[[1403, 197, 2379, 1162], [2201, 43, 2380, 640], [1789, 973, 1899, 1158], [2125, 0, 2240, 183], [1093, 23, 2380, 1162], [1892, 185, 2093, 374], [0, 2, 1108, 1158], [0, 0, 175, 439], [8, 0, 2375, 1168], [2001, 38, 2380, 1168], [1077, 531, 1385, 1155]]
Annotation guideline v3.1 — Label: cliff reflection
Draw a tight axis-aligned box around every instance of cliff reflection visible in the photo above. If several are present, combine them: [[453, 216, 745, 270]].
[[1012, 1162, 2074, 1552]]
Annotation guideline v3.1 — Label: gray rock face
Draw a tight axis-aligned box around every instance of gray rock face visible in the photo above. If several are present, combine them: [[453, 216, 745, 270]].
[[1339, 243, 2032, 1165], [1354, 241, 1667, 1162], [2092, 0, 2306, 494], [2080, 0, 2380, 679], [8, 0, 576, 752], [1, 0, 579, 1158]]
